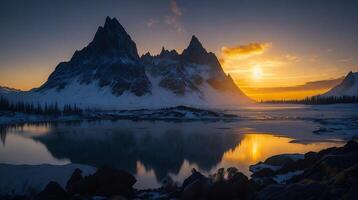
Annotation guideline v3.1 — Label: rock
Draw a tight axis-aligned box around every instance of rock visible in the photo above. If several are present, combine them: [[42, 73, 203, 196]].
[[208, 181, 236, 200], [181, 176, 212, 200], [36, 181, 68, 200], [84, 166, 136, 198], [332, 164, 358, 188], [182, 168, 204, 189], [207, 170, 256, 200], [161, 176, 178, 193], [227, 170, 256, 200], [251, 177, 277, 191], [182, 167, 256, 200], [252, 168, 275, 178], [264, 154, 302, 167], [258, 183, 329, 200], [38, 17, 151, 97], [67, 166, 136, 198], [210, 168, 225, 182], [66, 168, 84, 195], [257, 141, 358, 199], [227, 167, 238, 180], [340, 140, 358, 153]]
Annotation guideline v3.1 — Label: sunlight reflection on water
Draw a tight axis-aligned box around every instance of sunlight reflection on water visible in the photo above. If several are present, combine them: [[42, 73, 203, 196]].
[[0, 121, 345, 189]]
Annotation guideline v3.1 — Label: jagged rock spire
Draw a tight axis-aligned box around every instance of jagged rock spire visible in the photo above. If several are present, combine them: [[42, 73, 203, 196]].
[[73, 16, 139, 61], [182, 35, 207, 58]]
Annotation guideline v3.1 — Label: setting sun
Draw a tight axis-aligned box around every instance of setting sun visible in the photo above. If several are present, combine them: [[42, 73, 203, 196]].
[[252, 65, 263, 80]]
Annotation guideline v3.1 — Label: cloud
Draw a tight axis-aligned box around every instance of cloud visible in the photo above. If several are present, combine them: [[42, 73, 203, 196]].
[[146, 19, 158, 28], [285, 54, 299, 62], [164, 15, 182, 32], [308, 55, 318, 62], [162, 0, 183, 33], [244, 76, 344, 93], [170, 0, 182, 16], [336, 58, 352, 63], [221, 43, 271, 60]]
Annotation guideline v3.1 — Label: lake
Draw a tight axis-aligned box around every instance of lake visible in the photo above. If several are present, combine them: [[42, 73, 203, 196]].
[[1, 104, 357, 189]]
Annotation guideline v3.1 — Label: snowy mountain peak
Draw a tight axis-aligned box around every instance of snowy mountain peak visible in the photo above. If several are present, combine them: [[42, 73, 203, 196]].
[[73, 16, 139, 61], [321, 71, 358, 97], [37, 17, 150, 96], [182, 35, 207, 61], [186, 35, 207, 53]]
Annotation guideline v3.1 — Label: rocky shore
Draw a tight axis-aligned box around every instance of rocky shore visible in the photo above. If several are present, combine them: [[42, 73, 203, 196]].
[[1, 140, 357, 200]]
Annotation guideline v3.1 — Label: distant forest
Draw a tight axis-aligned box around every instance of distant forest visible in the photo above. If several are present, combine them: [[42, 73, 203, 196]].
[[0, 96, 83, 115], [263, 96, 358, 105]]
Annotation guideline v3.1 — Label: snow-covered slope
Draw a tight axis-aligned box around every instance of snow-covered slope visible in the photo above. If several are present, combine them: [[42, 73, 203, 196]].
[[0, 17, 253, 109], [321, 71, 358, 97]]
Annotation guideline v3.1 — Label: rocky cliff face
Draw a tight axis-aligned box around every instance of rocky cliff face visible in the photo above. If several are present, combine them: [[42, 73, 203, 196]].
[[38, 17, 151, 96], [142, 35, 247, 97]]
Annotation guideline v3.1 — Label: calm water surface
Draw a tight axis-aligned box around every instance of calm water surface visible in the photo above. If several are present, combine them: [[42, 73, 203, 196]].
[[0, 122, 347, 188]]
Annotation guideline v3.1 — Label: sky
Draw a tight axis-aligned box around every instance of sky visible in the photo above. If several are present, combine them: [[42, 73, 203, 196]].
[[0, 0, 358, 100]]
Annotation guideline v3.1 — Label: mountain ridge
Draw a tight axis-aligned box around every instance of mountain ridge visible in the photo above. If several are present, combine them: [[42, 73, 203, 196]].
[[321, 71, 358, 97], [0, 17, 253, 109]]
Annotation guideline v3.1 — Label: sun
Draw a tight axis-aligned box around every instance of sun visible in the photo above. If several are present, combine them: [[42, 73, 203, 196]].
[[252, 65, 263, 80]]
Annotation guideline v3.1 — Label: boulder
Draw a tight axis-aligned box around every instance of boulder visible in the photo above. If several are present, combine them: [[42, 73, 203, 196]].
[[84, 166, 136, 198], [182, 168, 204, 189], [36, 181, 68, 200], [208, 181, 236, 200], [258, 183, 329, 200], [67, 166, 136, 198], [207, 171, 256, 200], [252, 168, 275, 178], [264, 154, 302, 167], [66, 168, 84, 195], [181, 176, 212, 200]]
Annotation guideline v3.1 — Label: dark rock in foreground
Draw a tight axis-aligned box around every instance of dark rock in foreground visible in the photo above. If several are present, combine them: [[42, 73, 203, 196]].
[[8, 140, 358, 200], [35, 166, 136, 199], [35, 181, 68, 200], [66, 166, 136, 198], [252, 140, 358, 200], [181, 168, 257, 200]]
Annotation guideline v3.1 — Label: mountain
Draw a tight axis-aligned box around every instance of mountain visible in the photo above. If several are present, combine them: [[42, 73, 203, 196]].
[[142, 35, 247, 97], [0, 17, 252, 109], [37, 16, 151, 96], [0, 86, 21, 94], [321, 71, 358, 97]]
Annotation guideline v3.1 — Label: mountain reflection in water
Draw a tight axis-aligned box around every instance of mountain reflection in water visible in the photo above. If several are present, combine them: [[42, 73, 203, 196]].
[[0, 120, 342, 188]]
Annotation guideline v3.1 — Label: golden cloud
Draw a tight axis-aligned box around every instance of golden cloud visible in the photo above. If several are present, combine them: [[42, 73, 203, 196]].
[[221, 42, 271, 60]]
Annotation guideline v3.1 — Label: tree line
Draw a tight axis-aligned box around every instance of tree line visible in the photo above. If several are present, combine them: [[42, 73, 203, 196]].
[[263, 96, 358, 105], [0, 96, 83, 115]]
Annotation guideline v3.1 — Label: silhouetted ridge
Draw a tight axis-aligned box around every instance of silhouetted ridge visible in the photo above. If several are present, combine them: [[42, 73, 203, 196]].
[[182, 35, 207, 56], [73, 16, 139, 61], [159, 47, 179, 60]]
